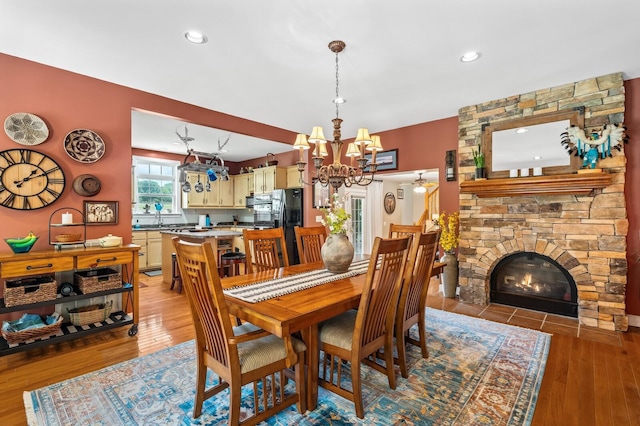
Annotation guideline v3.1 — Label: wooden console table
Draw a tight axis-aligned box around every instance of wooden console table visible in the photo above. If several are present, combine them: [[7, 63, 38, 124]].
[[0, 244, 140, 356]]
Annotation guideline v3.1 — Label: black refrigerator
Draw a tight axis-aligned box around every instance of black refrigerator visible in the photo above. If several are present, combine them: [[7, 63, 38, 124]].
[[272, 188, 304, 265]]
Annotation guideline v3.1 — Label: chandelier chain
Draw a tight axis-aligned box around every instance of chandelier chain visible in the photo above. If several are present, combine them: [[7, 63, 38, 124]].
[[335, 50, 340, 118]]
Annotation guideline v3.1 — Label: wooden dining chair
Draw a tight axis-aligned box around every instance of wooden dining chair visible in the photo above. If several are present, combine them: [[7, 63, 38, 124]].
[[394, 230, 440, 378], [388, 223, 423, 239], [317, 236, 411, 418], [294, 225, 327, 264], [172, 237, 306, 424], [243, 228, 289, 273]]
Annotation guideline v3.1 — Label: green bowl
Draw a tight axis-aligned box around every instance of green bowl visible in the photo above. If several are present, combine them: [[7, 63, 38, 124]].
[[4, 236, 39, 253]]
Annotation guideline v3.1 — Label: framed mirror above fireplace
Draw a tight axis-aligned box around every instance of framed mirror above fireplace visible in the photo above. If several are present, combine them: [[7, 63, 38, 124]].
[[482, 108, 585, 179]]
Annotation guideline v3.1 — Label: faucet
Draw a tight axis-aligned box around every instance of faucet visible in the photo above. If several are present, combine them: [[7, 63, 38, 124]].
[[155, 210, 163, 227]]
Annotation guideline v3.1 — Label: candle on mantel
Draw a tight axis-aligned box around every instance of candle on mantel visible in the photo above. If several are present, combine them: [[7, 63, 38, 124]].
[[62, 212, 73, 224]]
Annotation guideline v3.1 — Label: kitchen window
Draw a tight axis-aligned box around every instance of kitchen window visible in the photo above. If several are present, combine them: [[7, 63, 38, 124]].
[[132, 156, 180, 214]]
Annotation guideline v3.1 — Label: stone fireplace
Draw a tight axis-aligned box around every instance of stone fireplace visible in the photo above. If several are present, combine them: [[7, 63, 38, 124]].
[[456, 73, 629, 331]]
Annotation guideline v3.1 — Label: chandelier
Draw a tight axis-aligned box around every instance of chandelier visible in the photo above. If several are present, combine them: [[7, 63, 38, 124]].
[[292, 40, 383, 190]]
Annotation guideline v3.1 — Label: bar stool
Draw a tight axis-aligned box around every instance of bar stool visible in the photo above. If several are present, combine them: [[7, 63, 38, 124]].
[[170, 253, 182, 293], [219, 252, 246, 277]]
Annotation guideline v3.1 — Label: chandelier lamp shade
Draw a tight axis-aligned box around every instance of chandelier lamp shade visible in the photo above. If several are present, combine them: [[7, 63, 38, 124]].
[[292, 40, 383, 190]]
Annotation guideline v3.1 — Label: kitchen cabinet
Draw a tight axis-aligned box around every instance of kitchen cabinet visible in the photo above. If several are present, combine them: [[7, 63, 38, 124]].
[[231, 227, 245, 254], [254, 166, 287, 194], [132, 231, 147, 269], [218, 178, 234, 207], [233, 174, 254, 207], [0, 245, 140, 356], [132, 231, 162, 270], [146, 231, 162, 268], [286, 165, 303, 188], [182, 172, 207, 208], [182, 172, 233, 208]]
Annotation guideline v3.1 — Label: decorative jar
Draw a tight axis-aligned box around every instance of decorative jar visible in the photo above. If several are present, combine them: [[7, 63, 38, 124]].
[[441, 251, 459, 298], [321, 233, 354, 274]]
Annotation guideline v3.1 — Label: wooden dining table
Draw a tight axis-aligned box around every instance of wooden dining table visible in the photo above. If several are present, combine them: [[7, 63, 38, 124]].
[[221, 260, 445, 410]]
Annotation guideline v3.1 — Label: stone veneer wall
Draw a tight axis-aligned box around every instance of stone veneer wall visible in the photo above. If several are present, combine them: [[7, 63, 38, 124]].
[[457, 73, 628, 331]]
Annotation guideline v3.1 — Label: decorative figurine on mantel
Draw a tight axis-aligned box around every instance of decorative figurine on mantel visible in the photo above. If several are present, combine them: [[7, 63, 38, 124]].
[[560, 123, 628, 170]]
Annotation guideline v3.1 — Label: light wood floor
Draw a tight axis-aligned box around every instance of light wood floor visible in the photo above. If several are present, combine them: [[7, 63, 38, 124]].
[[0, 274, 638, 425]]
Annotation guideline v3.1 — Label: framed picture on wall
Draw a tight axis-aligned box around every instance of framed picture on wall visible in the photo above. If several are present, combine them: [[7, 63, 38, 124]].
[[364, 149, 398, 171], [312, 182, 331, 208], [84, 201, 118, 225], [397, 188, 404, 199]]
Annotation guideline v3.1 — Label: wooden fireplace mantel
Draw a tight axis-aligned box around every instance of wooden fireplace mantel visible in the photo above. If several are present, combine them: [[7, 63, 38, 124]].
[[459, 171, 612, 198]]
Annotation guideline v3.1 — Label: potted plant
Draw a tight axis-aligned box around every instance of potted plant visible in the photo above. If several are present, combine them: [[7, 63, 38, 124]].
[[437, 211, 460, 298], [472, 143, 486, 179]]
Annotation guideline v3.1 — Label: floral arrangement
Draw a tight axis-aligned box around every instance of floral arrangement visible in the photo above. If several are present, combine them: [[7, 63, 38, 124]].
[[472, 143, 485, 168], [321, 192, 351, 234], [438, 211, 459, 253]]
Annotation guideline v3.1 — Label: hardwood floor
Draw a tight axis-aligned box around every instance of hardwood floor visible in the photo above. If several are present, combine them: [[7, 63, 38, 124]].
[[1, 274, 638, 425]]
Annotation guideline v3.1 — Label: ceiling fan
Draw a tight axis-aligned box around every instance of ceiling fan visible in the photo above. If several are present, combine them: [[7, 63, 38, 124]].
[[412, 172, 433, 193]]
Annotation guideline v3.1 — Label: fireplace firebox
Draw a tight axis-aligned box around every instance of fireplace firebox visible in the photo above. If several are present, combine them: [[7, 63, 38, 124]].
[[490, 252, 577, 317]]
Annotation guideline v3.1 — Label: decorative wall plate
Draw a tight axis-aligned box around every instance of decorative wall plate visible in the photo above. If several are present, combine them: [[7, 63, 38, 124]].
[[64, 129, 105, 163], [384, 192, 396, 214], [4, 112, 49, 145], [72, 174, 101, 197]]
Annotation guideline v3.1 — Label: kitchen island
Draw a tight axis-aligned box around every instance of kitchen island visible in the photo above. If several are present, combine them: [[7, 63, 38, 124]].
[[160, 229, 242, 285]]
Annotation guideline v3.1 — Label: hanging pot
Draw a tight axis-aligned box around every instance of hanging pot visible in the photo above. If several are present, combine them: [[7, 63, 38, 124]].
[[441, 252, 459, 298], [321, 233, 354, 274]]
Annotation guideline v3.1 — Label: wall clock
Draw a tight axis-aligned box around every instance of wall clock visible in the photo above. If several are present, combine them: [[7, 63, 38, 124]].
[[0, 149, 66, 210], [384, 192, 396, 214]]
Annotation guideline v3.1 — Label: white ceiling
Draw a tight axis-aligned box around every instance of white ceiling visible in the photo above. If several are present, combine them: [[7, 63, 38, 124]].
[[2, 1, 640, 165]]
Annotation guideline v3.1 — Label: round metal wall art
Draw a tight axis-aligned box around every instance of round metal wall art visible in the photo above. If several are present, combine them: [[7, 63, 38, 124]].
[[64, 128, 105, 163], [4, 112, 49, 145]]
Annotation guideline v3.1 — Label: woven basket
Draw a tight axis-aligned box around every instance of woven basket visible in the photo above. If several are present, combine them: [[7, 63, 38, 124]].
[[3, 275, 57, 307], [74, 268, 122, 294], [55, 233, 82, 242], [2, 316, 63, 344], [67, 301, 113, 326]]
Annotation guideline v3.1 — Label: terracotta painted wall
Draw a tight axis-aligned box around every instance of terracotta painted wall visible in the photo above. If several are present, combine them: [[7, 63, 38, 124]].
[[372, 117, 460, 217], [0, 53, 296, 250]]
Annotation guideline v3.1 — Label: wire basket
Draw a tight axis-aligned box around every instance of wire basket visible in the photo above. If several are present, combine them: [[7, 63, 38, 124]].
[[67, 301, 113, 326], [2, 316, 63, 344]]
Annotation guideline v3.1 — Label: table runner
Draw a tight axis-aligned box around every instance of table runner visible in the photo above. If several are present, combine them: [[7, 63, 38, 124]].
[[223, 258, 371, 303]]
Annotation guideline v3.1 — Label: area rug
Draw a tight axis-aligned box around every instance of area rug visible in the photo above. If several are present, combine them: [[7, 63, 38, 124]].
[[24, 308, 550, 425], [143, 269, 162, 277]]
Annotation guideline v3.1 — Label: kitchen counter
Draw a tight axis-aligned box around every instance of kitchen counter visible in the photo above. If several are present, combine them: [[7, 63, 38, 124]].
[[132, 223, 257, 231], [160, 229, 243, 285], [160, 229, 242, 238]]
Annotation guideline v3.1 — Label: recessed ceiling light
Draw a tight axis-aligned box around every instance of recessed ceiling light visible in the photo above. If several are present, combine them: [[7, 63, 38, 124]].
[[332, 97, 346, 104], [516, 128, 528, 134], [460, 51, 481, 63], [533, 156, 542, 160], [184, 31, 208, 44]]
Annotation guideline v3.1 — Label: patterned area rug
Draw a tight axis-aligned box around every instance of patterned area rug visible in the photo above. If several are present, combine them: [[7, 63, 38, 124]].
[[24, 308, 550, 425]]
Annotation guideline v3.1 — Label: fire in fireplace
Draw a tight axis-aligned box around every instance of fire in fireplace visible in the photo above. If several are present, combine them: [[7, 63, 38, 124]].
[[490, 252, 577, 317]]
